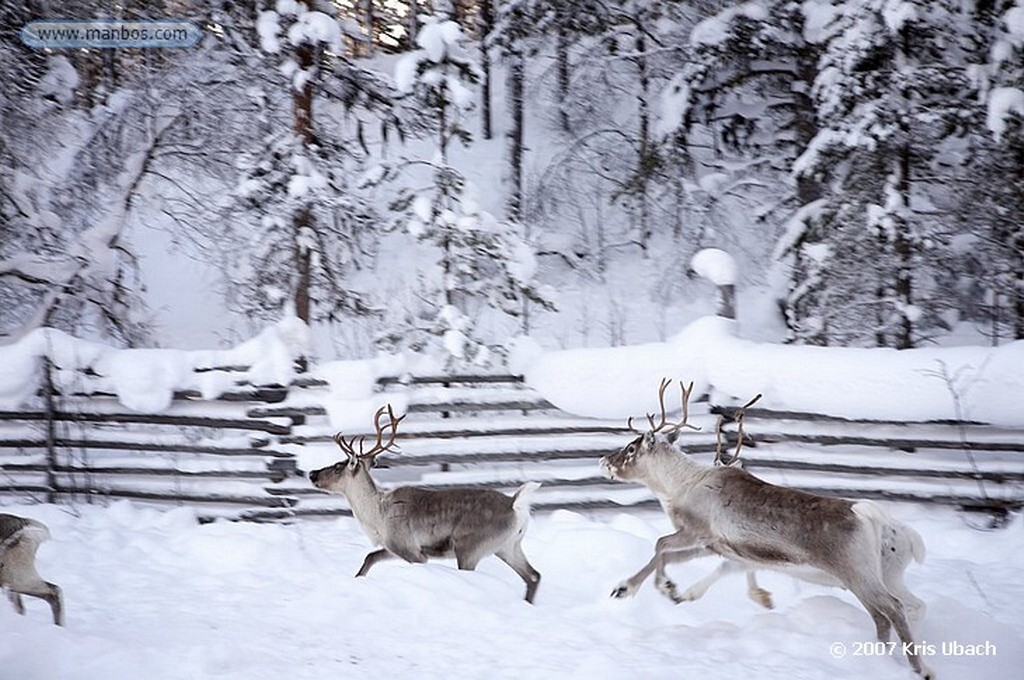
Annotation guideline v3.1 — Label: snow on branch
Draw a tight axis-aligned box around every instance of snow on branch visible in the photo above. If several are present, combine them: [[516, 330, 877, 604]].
[[987, 87, 1024, 142]]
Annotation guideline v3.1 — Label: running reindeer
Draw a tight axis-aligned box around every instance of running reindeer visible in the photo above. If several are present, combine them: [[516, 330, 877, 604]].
[[1, 513, 64, 625], [600, 379, 930, 678], [308, 405, 541, 603]]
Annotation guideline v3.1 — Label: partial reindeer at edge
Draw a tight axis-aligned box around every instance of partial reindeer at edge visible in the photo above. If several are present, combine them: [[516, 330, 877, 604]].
[[600, 379, 930, 678], [0, 513, 64, 625], [308, 405, 541, 603]]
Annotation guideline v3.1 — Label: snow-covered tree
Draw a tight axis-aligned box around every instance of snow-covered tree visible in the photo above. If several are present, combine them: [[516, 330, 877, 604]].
[[0, 19, 219, 345], [208, 0, 399, 337], [388, 16, 554, 366], [785, 0, 979, 347], [949, 0, 1024, 341]]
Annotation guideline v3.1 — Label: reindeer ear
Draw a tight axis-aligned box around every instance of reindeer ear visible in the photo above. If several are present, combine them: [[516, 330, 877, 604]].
[[665, 428, 681, 444]]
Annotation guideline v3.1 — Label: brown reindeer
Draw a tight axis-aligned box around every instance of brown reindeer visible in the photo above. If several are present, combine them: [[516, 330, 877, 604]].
[[1, 514, 64, 625], [601, 379, 929, 677], [309, 405, 541, 603]]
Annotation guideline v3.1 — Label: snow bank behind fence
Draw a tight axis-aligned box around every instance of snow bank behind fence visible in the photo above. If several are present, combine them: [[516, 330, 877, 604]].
[[521, 316, 1024, 426], [0, 316, 309, 411]]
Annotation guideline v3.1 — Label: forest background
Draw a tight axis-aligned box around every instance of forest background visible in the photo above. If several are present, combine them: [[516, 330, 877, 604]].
[[2, 0, 1022, 366]]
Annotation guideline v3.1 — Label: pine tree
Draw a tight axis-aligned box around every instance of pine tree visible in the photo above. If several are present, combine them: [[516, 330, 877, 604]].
[[388, 16, 554, 366], [787, 0, 978, 347], [949, 0, 1024, 341], [215, 1, 393, 336]]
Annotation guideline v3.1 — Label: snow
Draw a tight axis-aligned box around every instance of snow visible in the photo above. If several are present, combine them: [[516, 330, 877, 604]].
[[4, 312, 1023, 429], [37, 56, 79, 105], [259, 3, 343, 56], [417, 19, 463, 62], [691, 2, 769, 47], [654, 74, 691, 139], [0, 317, 307, 411], [882, 1, 918, 34], [395, 17, 477, 103], [313, 356, 409, 431], [1005, 5, 1024, 43], [520, 316, 1024, 425], [690, 248, 738, 287], [986, 87, 1024, 141], [256, 11, 282, 54], [801, 0, 841, 43], [393, 51, 420, 93], [1, 500, 1021, 679]]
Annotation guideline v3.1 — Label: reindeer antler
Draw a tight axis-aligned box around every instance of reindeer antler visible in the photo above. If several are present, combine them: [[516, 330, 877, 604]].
[[714, 393, 762, 467], [333, 404, 406, 465], [628, 378, 702, 435]]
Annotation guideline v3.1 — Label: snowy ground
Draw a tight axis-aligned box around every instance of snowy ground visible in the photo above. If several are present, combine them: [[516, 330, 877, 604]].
[[2, 501, 1021, 680]]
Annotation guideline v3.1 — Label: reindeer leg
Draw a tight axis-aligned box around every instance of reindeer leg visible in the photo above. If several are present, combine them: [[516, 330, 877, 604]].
[[611, 553, 657, 598], [356, 548, 399, 577], [6, 583, 63, 626], [848, 580, 932, 678], [677, 561, 769, 607], [651, 532, 704, 604], [613, 544, 712, 599], [6, 588, 26, 615], [34, 583, 63, 626], [745, 570, 774, 610], [495, 541, 541, 604]]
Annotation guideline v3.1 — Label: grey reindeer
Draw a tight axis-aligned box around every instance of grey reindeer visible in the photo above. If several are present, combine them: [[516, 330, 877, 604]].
[[308, 405, 541, 603], [601, 379, 930, 678], [1, 514, 64, 625]]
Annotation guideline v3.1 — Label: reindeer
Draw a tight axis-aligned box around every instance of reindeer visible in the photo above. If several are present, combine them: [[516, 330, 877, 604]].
[[601, 379, 930, 678], [608, 382, 776, 609], [308, 405, 541, 603], [1, 514, 64, 625]]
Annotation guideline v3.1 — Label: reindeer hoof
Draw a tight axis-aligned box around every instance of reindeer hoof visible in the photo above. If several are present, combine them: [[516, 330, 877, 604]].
[[678, 588, 701, 603], [656, 579, 683, 604], [611, 583, 635, 599], [751, 587, 774, 610]]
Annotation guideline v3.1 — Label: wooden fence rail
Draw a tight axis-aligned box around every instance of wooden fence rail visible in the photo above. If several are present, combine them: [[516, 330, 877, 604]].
[[2, 364, 1022, 524]]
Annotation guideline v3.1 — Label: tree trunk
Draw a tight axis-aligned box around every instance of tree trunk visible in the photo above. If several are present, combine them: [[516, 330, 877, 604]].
[[893, 28, 914, 350], [556, 25, 570, 133], [506, 49, 525, 221], [361, 0, 375, 56], [407, 1, 419, 48], [635, 28, 651, 253], [479, 0, 493, 139], [894, 146, 913, 349], [292, 42, 315, 326]]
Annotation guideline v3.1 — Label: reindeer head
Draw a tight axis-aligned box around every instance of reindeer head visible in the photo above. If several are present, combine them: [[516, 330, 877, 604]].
[[600, 378, 697, 481], [308, 405, 405, 493], [601, 381, 764, 481]]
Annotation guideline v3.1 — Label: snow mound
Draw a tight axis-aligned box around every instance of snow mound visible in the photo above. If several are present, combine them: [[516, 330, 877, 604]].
[[0, 317, 309, 412], [522, 316, 1024, 425]]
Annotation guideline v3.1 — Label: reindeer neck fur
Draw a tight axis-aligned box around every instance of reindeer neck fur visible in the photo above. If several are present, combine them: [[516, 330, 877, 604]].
[[638, 437, 709, 499], [340, 464, 389, 545]]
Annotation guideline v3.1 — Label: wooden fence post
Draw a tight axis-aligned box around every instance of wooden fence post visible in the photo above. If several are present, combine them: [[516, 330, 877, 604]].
[[41, 356, 57, 504]]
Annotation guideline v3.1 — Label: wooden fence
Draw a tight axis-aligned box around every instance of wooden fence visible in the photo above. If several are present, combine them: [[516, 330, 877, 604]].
[[2, 365, 1022, 524]]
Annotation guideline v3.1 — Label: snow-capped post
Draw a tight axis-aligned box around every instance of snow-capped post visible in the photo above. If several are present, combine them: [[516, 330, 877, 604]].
[[690, 248, 737, 319]]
